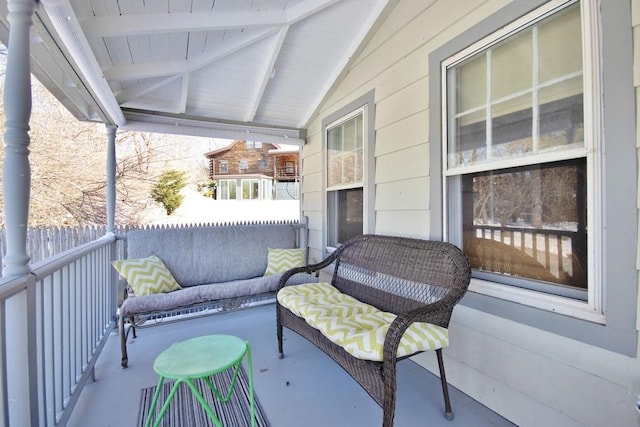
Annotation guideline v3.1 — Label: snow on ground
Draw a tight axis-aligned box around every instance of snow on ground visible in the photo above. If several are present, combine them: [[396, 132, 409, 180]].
[[147, 187, 300, 225]]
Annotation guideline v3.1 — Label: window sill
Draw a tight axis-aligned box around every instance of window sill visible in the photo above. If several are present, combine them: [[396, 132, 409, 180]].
[[468, 278, 605, 324]]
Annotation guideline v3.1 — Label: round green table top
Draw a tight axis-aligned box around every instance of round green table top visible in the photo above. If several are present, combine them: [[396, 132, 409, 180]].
[[153, 334, 247, 379]]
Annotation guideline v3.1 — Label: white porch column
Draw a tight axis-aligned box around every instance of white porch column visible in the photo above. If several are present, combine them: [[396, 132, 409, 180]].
[[2, 0, 35, 277], [106, 125, 117, 234], [3, 1, 37, 426]]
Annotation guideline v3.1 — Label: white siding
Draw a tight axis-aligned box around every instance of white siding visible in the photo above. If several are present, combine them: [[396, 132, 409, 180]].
[[301, 0, 640, 425]]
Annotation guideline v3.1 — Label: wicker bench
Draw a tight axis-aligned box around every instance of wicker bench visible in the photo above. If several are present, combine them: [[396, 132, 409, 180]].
[[276, 234, 471, 427]]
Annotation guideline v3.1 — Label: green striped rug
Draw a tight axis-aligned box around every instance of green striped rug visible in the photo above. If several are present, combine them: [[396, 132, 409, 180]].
[[138, 366, 270, 427]]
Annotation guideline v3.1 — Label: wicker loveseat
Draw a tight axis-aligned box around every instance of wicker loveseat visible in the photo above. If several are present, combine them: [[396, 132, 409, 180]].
[[276, 234, 471, 427], [116, 222, 314, 368]]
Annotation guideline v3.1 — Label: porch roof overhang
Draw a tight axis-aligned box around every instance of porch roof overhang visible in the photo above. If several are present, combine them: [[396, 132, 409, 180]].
[[0, 0, 397, 146]]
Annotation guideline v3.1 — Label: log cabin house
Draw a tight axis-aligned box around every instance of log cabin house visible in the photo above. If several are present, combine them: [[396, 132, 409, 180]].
[[205, 140, 299, 200]]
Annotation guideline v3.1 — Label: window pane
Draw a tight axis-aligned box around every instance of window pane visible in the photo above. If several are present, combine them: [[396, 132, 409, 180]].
[[327, 114, 363, 188], [461, 159, 587, 291], [539, 78, 584, 150], [219, 180, 236, 200], [242, 179, 259, 199], [538, 4, 582, 83], [327, 188, 363, 247], [455, 54, 486, 112], [491, 93, 533, 158], [491, 29, 532, 100]]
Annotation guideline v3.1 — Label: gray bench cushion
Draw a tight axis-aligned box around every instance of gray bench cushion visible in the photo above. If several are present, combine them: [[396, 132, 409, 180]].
[[120, 271, 313, 317], [126, 224, 298, 287]]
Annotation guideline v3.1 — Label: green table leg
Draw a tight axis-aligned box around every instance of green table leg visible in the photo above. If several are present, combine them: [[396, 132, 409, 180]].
[[153, 379, 183, 427], [144, 376, 165, 427], [184, 379, 223, 427], [245, 341, 256, 427]]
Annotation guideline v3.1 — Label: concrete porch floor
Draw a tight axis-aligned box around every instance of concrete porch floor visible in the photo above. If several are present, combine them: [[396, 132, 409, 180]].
[[67, 303, 515, 427]]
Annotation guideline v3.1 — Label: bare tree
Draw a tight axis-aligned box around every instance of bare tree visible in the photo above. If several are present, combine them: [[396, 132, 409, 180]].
[[0, 65, 158, 226]]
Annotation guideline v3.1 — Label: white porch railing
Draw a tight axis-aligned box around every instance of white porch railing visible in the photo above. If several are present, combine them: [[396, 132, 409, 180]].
[[0, 234, 120, 426]]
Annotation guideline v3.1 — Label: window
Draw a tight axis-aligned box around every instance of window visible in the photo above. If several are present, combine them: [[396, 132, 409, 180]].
[[285, 161, 295, 175], [259, 159, 268, 169], [326, 108, 365, 247], [241, 179, 259, 200], [218, 179, 237, 200], [219, 161, 228, 174], [239, 159, 248, 171], [323, 91, 375, 250], [443, 1, 594, 313], [430, 0, 637, 355]]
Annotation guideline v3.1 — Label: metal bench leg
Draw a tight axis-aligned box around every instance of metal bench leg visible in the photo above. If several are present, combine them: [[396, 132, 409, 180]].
[[119, 315, 128, 368], [436, 348, 454, 420]]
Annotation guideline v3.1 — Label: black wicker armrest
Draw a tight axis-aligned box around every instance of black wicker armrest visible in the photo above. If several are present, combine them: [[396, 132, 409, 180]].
[[276, 249, 341, 291], [382, 298, 454, 365]]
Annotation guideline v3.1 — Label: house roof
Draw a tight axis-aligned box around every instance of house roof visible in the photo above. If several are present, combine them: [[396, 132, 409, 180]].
[[203, 140, 292, 158], [0, 0, 396, 145]]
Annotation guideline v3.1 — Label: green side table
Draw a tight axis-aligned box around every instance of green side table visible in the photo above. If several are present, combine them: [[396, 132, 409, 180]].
[[144, 334, 256, 427]]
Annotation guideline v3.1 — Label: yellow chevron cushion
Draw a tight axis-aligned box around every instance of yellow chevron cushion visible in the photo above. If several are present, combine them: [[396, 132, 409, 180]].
[[278, 282, 377, 323], [278, 282, 448, 361], [111, 255, 182, 296], [264, 247, 306, 276]]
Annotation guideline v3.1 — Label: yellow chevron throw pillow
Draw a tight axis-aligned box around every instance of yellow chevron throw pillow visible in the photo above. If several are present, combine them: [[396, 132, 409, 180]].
[[264, 247, 306, 276], [278, 282, 449, 361], [112, 255, 181, 296]]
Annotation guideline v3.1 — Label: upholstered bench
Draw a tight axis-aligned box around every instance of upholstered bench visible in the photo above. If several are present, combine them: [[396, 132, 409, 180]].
[[113, 222, 316, 368], [276, 235, 471, 427]]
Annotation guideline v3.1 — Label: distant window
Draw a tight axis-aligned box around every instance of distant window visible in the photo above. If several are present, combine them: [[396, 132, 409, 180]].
[[259, 159, 268, 169], [285, 161, 295, 174], [239, 159, 248, 171], [246, 141, 262, 149], [219, 161, 228, 174], [218, 179, 237, 200], [241, 179, 259, 200]]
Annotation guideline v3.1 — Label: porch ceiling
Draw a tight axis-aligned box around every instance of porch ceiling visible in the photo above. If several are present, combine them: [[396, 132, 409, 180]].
[[0, 0, 395, 145]]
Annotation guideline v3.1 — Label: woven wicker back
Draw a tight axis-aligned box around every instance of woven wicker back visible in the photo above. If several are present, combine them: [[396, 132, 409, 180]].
[[331, 235, 471, 326]]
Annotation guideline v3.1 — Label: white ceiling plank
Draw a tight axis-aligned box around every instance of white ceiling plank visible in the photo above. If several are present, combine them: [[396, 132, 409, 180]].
[[120, 100, 184, 115], [103, 28, 279, 80], [245, 26, 289, 122], [115, 75, 182, 104], [79, 10, 288, 37], [286, 0, 340, 24]]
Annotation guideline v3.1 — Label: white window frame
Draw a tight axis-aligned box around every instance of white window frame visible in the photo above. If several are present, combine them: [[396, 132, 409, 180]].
[[322, 91, 376, 253], [219, 161, 228, 174], [441, 0, 603, 323], [325, 106, 367, 250]]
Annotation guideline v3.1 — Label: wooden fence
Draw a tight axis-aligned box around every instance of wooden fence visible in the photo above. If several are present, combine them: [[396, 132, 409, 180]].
[[0, 219, 298, 276]]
